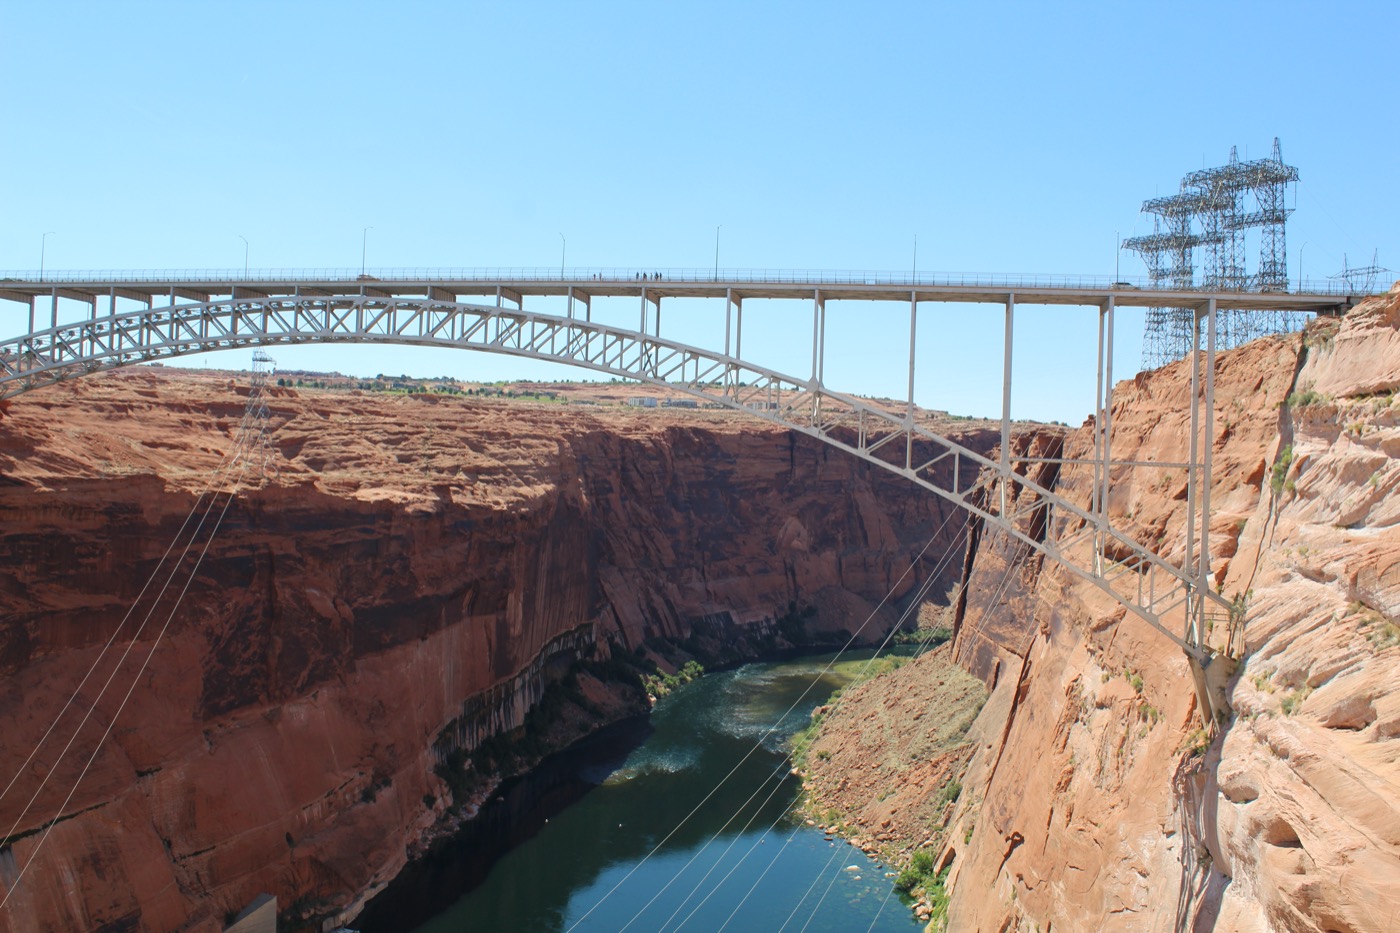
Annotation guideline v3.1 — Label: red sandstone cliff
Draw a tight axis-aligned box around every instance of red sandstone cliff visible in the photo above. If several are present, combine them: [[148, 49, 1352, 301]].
[[0, 375, 993, 931], [934, 286, 1400, 931]]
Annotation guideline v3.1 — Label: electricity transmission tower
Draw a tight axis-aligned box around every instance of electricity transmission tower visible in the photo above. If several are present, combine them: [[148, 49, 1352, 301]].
[[1124, 138, 1305, 369]]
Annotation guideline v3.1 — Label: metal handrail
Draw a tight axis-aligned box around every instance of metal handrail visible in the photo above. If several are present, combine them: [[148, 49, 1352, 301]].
[[0, 267, 1367, 295]]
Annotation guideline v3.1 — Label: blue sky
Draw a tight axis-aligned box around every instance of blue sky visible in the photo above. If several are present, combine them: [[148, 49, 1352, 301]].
[[2, 1, 1395, 422]]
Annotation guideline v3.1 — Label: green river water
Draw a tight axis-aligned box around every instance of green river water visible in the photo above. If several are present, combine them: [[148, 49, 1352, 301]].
[[355, 651, 923, 932]]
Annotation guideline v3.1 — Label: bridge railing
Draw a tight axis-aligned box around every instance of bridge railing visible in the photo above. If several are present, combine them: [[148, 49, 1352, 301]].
[[0, 268, 1362, 295]]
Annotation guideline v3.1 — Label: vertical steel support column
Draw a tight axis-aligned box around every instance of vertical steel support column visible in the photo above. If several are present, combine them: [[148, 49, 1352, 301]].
[[1102, 298, 1115, 540], [50, 287, 58, 330], [906, 291, 917, 470], [566, 286, 574, 320], [733, 295, 744, 403], [724, 287, 733, 357], [1094, 306, 1105, 514], [811, 289, 825, 424], [655, 297, 662, 338], [495, 286, 503, 308], [1202, 298, 1217, 597], [27, 298, 34, 337], [1000, 294, 1015, 516], [639, 288, 649, 375], [735, 299, 743, 361], [1184, 307, 1202, 645], [1093, 303, 1106, 571], [169, 286, 176, 307]]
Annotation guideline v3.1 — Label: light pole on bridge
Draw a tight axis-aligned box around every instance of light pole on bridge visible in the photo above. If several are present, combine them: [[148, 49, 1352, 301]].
[[238, 235, 249, 277], [913, 234, 918, 280], [1298, 241, 1310, 291], [559, 232, 566, 278], [714, 225, 721, 282], [361, 226, 373, 277], [39, 231, 56, 283]]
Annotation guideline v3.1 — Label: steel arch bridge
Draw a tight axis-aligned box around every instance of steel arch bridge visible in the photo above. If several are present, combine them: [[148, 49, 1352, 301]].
[[0, 272, 1366, 715], [5, 282, 1243, 652]]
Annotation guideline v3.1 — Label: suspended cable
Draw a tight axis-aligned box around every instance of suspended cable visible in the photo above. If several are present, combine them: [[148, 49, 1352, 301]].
[[1, 454, 250, 912], [0, 447, 241, 812], [0, 450, 244, 855], [1, 362, 274, 910], [568, 504, 964, 932], [782, 510, 1041, 933], [613, 508, 972, 932]]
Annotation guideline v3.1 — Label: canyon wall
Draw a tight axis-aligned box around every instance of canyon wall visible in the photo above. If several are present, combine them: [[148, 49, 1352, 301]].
[[0, 375, 986, 932], [940, 286, 1400, 932]]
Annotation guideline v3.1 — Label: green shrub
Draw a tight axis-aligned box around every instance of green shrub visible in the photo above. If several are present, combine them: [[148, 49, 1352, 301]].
[[1124, 669, 1144, 694], [895, 849, 936, 891], [1369, 621, 1400, 650], [1181, 728, 1210, 757], [1286, 386, 1325, 408], [895, 855, 952, 931], [1280, 685, 1312, 716], [1270, 445, 1294, 496]]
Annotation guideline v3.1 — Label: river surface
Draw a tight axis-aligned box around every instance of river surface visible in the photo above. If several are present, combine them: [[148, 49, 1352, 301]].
[[357, 652, 921, 932]]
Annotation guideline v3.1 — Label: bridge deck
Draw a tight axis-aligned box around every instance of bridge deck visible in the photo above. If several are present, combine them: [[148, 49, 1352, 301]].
[[0, 271, 1361, 314]]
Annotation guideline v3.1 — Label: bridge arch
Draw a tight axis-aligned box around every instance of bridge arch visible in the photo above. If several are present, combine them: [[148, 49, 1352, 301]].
[[0, 293, 1227, 664]]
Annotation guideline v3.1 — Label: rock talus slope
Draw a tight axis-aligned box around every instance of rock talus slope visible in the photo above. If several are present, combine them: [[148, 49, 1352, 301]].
[[0, 378, 983, 932], [939, 285, 1400, 932]]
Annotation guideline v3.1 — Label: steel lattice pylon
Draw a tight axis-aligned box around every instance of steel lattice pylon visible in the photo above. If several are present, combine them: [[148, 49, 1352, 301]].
[[1125, 138, 1304, 369]]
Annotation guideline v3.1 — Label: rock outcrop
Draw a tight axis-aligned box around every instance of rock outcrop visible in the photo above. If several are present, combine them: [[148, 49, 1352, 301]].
[[931, 285, 1400, 931], [0, 373, 990, 932]]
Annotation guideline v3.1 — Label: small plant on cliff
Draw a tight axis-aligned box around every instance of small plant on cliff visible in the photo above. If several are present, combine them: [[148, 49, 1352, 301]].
[[1280, 685, 1312, 716], [1270, 445, 1294, 496], [895, 856, 951, 930], [936, 779, 963, 809], [894, 625, 953, 648], [643, 659, 705, 699], [895, 849, 937, 891], [1286, 384, 1326, 409], [1367, 618, 1400, 651], [1181, 727, 1211, 758], [1124, 669, 1144, 694]]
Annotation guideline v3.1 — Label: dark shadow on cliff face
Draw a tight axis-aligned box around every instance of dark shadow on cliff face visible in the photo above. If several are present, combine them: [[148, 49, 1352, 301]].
[[354, 715, 653, 932], [1172, 706, 1236, 933]]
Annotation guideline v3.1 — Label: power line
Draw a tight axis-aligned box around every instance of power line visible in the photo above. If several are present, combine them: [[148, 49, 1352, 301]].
[[0, 354, 277, 912], [568, 505, 966, 932]]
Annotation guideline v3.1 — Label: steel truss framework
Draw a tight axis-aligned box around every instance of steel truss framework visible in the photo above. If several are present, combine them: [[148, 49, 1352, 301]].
[[0, 289, 1251, 681]]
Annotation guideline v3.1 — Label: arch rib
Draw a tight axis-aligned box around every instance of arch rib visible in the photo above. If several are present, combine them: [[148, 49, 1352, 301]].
[[0, 295, 1224, 660]]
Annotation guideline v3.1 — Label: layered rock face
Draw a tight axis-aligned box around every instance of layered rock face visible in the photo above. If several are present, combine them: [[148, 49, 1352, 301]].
[[0, 373, 981, 932], [941, 285, 1400, 932]]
